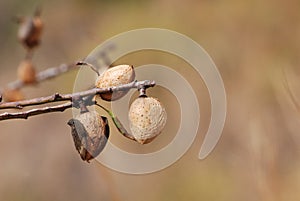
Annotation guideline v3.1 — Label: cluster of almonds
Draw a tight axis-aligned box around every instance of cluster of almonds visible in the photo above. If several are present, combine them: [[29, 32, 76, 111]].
[[68, 64, 167, 162], [16, 8, 43, 84], [3, 10, 43, 102], [1, 9, 167, 163], [17, 8, 43, 50]]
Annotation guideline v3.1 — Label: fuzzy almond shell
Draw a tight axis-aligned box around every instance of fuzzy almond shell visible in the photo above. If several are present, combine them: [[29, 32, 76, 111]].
[[95, 65, 135, 101], [75, 111, 106, 139], [129, 97, 167, 144], [17, 60, 36, 84], [75, 111, 109, 161]]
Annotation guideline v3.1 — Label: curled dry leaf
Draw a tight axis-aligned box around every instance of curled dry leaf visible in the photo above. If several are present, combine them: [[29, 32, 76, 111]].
[[18, 15, 43, 49], [17, 59, 36, 84], [67, 111, 109, 162], [95, 64, 135, 101], [129, 96, 167, 144]]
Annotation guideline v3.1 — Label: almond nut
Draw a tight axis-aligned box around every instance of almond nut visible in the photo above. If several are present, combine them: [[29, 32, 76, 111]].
[[67, 111, 109, 162], [129, 96, 167, 144], [95, 65, 135, 101]]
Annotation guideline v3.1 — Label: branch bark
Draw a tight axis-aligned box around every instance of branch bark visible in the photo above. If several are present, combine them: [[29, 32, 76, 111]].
[[4, 62, 79, 91], [0, 102, 72, 121], [0, 80, 156, 121]]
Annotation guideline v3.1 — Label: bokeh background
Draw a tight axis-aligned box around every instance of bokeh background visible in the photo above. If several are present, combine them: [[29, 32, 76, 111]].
[[0, 0, 300, 201]]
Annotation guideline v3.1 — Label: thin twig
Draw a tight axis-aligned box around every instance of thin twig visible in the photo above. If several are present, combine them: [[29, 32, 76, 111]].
[[76, 61, 100, 76], [0, 102, 72, 121], [0, 80, 156, 121], [0, 80, 155, 110], [4, 62, 79, 91], [0, 93, 70, 109]]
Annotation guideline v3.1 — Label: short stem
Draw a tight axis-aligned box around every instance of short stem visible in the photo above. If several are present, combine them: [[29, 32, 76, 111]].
[[138, 87, 147, 97], [73, 96, 89, 114], [76, 61, 100, 76], [95, 102, 136, 141]]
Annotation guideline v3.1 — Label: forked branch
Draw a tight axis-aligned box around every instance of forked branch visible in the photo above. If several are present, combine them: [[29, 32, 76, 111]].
[[0, 80, 156, 121]]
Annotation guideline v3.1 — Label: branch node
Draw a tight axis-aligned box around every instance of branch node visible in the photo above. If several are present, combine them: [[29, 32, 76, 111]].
[[0, 80, 156, 121], [72, 96, 89, 114], [137, 80, 154, 97], [138, 87, 147, 97], [83, 95, 95, 106], [16, 105, 23, 109], [54, 93, 62, 100]]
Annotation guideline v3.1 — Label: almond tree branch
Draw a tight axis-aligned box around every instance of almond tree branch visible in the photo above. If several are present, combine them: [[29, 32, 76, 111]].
[[0, 80, 156, 121], [2, 42, 116, 92], [4, 62, 79, 91], [0, 102, 72, 121], [0, 80, 155, 110]]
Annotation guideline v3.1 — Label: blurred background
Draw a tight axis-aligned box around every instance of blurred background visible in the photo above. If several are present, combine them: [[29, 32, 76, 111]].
[[0, 0, 300, 200]]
